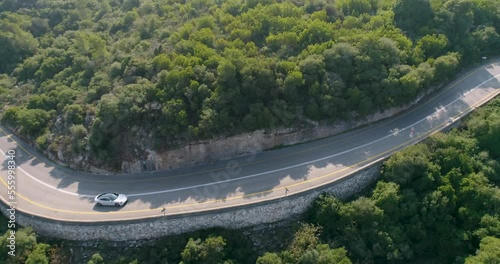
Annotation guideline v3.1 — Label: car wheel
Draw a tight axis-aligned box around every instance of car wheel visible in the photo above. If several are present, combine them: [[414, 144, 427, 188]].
[[115, 203, 120, 207], [96, 203, 102, 206]]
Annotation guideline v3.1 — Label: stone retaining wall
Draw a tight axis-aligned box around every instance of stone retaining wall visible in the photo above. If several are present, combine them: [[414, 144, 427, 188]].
[[0, 163, 382, 241], [119, 83, 441, 173]]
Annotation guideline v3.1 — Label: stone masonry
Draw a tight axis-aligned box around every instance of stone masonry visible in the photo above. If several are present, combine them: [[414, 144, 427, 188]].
[[0, 163, 381, 241]]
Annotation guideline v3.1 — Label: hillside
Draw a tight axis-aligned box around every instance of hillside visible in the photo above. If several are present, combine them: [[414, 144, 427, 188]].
[[2, 82, 500, 264], [0, 0, 499, 171]]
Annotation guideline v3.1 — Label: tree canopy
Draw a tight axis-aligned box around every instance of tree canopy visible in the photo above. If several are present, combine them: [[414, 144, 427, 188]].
[[1, 0, 498, 169], [301, 97, 500, 263]]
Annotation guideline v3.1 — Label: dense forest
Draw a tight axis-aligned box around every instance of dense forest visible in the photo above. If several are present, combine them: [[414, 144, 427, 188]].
[[2, 94, 500, 264], [0, 0, 499, 169]]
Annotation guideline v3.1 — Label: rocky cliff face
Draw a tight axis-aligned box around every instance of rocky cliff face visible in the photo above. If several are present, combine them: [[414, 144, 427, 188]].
[[119, 93, 427, 173], [46, 82, 437, 174]]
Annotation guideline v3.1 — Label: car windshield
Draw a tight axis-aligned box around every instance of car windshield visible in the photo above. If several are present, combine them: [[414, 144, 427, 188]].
[[99, 193, 118, 201], [109, 193, 119, 200]]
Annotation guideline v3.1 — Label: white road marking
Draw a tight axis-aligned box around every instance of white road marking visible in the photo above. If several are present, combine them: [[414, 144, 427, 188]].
[[1, 73, 500, 199], [1, 148, 91, 197]]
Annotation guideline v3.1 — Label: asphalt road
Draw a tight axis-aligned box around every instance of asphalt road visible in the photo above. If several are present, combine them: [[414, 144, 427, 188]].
[[1, 62, 500, 222]]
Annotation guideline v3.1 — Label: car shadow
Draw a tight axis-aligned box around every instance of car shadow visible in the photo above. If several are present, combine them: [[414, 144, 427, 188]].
[[92, 200, 128, 211]]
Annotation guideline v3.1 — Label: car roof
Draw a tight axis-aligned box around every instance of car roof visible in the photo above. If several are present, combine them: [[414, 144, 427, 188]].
[[97, 192, 119, 198]]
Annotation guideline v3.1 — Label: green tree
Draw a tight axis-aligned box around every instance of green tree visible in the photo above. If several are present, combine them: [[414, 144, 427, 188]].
[[180, 236, 228, 264], [299, 245, 352, 264], [394, 0, 433, 37], [0, 227, 38, 263], [466, 104, 500, 158], [256, 252, 283, 264], [64, 104, 84, 125], [474, 214, 500, 239], [465, 236, 500, 264], [434, 0, 475, 44], [88, 252, 104, 264], [336, 0, 373, 16], [0, 14, 38, 73], [17, 108, 51, 137], [283, 70, 304, 103], [1, 107, 20, 126], [323, 43, 359, 82], [382, 143, 440, 190], [266, 32, 300, 52], [471, 26, 500, 57], [433, 53, 460, 81], [300, 54, 325, 87], [288, 223, 321, 259], [371, 181, 402, 215], [415, 34, 449, 59], [299, 20, 334, 46], [26, 243, 50, 264], [160, 98, 188, 136]]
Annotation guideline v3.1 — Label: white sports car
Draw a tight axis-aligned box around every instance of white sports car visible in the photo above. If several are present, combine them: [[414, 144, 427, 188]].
[[94, 192, 128, 207]]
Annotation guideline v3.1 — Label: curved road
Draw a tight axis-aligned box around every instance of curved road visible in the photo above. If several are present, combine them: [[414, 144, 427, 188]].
[[1, 62, 500, 222]]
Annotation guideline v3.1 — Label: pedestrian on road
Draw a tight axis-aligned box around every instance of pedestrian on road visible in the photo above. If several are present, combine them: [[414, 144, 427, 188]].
[[285, 187, 289, 196], [161, 207, 166, 216]]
